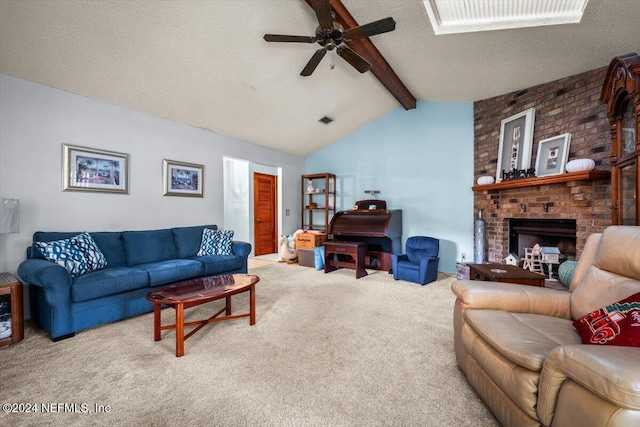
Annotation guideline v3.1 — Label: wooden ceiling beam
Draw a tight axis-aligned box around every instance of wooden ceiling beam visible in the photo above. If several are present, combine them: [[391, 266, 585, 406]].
[[304, 0, 417, 110]]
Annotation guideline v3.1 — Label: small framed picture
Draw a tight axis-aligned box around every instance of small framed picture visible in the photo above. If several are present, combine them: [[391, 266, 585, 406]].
[[62, 144, 129, 194], [534, 133, 571, 177], [163, 159, 204, 197], [496, 108, 536, 182]]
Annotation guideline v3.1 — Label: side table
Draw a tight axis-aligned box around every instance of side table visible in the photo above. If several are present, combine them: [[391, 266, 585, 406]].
[[0, 273, 24, 347]]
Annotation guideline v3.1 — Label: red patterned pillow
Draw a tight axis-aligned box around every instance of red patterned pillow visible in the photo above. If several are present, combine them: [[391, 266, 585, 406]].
[[573, 292, 640, 346]]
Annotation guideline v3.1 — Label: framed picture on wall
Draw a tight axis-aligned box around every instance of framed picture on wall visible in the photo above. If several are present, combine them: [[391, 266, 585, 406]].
[[496, 108, 536, 182], [534, 133, 571, 177], [62, 144, 129, 194], [163, 159, 204, 197]]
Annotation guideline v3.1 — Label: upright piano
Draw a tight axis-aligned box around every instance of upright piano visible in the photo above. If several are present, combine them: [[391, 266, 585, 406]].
[[328, 199, 402, 271]]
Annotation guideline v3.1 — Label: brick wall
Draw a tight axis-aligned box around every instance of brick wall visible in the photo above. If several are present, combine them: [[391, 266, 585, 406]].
[[474, 67, 611, 262]]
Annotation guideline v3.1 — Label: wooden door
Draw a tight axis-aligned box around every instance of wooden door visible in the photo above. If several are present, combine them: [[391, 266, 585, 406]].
[[253, 173, 277, 255]]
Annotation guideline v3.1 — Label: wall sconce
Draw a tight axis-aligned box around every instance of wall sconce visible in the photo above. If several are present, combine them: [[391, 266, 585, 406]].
[[364, 190, 380, 199], [0, 199, 20, 234], [520, 203, 527, 213]]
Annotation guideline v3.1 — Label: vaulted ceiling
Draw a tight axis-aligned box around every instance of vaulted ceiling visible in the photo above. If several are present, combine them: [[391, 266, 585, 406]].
[[1, 0, 638, 156]]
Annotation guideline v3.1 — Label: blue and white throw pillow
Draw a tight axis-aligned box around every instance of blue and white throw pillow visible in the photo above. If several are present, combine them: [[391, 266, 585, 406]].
[[197, 228, 218, 256], [215, 230, 234, 255], [75, 232, 108, 272], [35, 232, 107, 278], [197, 228, 234, 256]]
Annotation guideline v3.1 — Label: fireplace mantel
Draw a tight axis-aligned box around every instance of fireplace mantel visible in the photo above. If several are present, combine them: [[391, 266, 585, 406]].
[[472, 170, 610, 192]]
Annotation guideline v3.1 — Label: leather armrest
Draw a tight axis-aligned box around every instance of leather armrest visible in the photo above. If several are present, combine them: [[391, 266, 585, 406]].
[[538, 345, 640, 425], [451, 279, 572, 318]]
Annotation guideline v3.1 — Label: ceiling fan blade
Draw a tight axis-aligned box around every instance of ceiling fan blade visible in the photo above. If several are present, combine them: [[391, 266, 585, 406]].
[[344, 17, 396, 40], [336, 46, 370, 73], [311, 0, 333, 29], [301, 48, 327, 76], [264, 34, 316, 43]]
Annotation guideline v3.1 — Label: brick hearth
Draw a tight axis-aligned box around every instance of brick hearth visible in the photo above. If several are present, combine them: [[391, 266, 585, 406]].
[[474, 67, 611, 262]]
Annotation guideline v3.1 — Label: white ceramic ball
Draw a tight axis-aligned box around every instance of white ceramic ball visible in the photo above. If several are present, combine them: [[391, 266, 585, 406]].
[[565, 158, 595, 173], [476, 175, 495, 185]]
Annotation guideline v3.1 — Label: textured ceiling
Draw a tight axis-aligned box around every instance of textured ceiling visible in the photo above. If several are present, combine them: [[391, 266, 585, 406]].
[[1, 0, 639, 156]]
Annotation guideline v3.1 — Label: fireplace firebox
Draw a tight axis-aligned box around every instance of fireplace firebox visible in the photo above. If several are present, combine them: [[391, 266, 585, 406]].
[[508, 219, 577, 277]]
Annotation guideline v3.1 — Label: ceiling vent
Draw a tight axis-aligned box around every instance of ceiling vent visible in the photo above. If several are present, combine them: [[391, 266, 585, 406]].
[[423, 0, 589, 35], [319, 116, 334, 125]]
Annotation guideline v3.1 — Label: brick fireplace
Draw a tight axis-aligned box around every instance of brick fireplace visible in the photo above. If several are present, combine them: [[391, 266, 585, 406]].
[[474, 67, 612, 263]]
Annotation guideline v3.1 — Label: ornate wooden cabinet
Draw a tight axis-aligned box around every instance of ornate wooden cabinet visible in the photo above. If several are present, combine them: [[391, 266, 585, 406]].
[[601, 53, 640, 225]]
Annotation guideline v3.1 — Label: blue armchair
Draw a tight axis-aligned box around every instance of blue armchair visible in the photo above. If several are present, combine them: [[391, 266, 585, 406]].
[[392, 236, 440, 285]]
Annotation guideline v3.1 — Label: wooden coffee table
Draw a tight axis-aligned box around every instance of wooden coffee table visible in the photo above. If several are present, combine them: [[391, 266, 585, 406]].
[[468, 263, 546, 287], [146, 273, 259, 357]]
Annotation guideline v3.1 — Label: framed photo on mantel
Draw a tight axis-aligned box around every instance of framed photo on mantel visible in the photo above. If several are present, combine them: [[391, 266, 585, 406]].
[[496, 108, 536, 182], [535, 133, 571, 177]]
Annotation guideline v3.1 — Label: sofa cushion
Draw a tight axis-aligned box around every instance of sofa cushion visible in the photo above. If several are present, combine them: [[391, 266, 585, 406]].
[[72, 267, 149, 302], [135, 259, 203, 286], [464, 309, 581, 371], [172, 224, 217, 258], [122, 229, 177, 266], [573, 292, 640, 346], [90, 232, 125, 267], [192, 255, 245, 276], [36, 232, 107, 278], [571, 227, 640, 319], [32, 231, 125, 267]]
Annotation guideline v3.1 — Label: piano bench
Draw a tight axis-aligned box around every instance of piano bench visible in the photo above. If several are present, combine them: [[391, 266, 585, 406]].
[[324, 241, 368, 279]]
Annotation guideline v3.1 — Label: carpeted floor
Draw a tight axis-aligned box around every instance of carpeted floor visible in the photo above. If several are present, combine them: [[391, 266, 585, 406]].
[[1, 262, 497, 426]]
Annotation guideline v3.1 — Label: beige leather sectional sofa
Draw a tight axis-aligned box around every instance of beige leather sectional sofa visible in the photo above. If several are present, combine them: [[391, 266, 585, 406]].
[[452, 226, 640, 426]]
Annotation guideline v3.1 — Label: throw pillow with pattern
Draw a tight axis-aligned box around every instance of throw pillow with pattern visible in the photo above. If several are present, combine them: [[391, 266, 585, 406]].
[[573, 292, 640, 347], [35, 232, 107, 278], [215, 230, 234, 255], [197, 228, 218, 256], [75, 232, 108, 272]]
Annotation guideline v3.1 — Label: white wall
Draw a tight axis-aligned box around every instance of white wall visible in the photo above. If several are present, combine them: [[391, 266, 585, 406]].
[[0, 74, 304, 277], [223, 157, 251, 244]]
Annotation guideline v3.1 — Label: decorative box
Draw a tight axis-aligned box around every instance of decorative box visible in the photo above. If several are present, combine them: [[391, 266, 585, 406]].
[[295, 232, 327, 250]]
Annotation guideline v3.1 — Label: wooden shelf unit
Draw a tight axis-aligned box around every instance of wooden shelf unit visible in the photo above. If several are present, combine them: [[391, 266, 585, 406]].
[[302, 173, 336, 232], [472, 170, 610, 192]]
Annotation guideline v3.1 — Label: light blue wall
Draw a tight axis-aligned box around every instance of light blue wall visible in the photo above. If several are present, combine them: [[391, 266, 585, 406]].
[[306, 101, 474, 273]]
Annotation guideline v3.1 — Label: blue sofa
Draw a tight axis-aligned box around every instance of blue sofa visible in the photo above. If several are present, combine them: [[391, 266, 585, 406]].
[[17, 225, 251, 341]]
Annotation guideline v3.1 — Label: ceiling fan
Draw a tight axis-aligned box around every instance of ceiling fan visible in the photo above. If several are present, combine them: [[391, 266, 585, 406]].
[[263, 0, 396, 76]]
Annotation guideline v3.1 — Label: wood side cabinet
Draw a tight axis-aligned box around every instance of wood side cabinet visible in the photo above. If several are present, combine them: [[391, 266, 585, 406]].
[[0, 273, 24, 347]]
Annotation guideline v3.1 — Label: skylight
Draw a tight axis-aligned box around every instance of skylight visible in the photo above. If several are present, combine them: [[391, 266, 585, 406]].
[[423, 0, 589, 35]]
